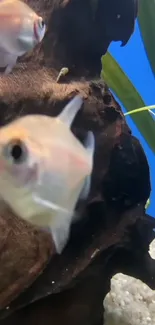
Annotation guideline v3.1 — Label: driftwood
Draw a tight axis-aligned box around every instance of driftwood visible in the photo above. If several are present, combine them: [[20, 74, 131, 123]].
[[0, 1, 155, 325]]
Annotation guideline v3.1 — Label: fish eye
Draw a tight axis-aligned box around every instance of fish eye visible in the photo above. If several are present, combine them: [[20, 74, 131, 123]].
[[4, 139, 28, 164], [38, 18, 45, 29]]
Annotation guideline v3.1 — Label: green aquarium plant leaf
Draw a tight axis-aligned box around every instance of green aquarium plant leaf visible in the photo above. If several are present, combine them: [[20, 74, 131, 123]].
[[101, 52, 155, 153], [145, 198, 151, 210], [138, 0, 155, 78], [124, 105, 155, 116]]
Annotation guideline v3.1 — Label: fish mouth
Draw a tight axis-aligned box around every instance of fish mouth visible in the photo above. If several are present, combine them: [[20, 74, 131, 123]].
[[34, 18, 46, 43], [33, 22, 40, 43], [0, 159, 38, 189]]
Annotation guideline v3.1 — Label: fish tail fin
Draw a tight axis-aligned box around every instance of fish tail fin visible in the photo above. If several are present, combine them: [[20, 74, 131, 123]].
[[58, 95, 83, 127], [80, 131, 95, 200]]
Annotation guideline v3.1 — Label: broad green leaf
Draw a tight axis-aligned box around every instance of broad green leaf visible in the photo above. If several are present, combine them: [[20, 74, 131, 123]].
[[138, 0, 155, 78], [101, 52, 155, 153]]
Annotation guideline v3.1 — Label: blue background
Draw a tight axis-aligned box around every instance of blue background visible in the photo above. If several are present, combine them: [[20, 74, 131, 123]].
[[109, 21, 154, 216]]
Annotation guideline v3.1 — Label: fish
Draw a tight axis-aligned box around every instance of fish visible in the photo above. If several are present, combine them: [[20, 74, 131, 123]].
[[0, 0, 46, 75], [0, 95, 95, 253]]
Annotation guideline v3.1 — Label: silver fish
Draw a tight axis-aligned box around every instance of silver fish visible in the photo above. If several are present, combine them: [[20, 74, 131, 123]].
[[0, 95, 95, 253], [0, 0, 46, 74]]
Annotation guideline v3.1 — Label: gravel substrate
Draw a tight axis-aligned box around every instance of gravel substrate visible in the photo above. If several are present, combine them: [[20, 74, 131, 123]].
[[103, 239, 155, 325]]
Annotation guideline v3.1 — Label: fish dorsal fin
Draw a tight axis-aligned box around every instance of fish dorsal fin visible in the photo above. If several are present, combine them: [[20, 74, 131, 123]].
[[58, 95, 83, 128]]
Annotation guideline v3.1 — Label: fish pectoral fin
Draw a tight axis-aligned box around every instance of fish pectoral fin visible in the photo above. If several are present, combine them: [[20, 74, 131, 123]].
[[58, 95, 83, 128], [32, 194, 69, 214]]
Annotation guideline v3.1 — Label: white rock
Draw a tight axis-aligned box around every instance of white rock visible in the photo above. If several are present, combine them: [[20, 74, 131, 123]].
[[103, 239, 155, 325]]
